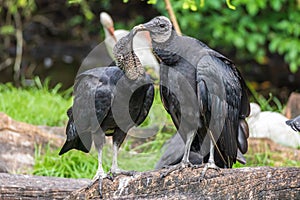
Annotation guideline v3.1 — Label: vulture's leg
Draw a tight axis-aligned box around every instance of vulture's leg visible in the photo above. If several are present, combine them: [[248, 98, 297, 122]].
[[160, 131, 195, 178], [90, 132, 106, 198], [200, 139, 220, 179], [182, 131, 194, 164], [109, 129, 135, 177], [94, 148, 105, 180]]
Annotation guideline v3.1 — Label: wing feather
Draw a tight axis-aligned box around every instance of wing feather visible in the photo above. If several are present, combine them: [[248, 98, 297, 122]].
[[196, 54, 242, 166]]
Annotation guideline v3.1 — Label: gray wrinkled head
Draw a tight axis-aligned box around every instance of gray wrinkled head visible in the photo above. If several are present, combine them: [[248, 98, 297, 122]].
[[135, 16, 173, 44], [113, 29, 145, 80]]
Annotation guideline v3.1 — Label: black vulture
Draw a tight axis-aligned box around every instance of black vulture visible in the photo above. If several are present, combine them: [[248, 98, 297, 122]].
[[100, 12, 160, 76], [286, 115, 300, 132], [135, 16, 250, 174], [59, 28, 154, 192]]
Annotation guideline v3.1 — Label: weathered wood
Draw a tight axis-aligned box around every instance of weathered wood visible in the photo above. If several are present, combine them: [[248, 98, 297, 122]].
[[66, 166, 300, 199], [0, 167, 299, 200], [0, 112, 65, 173], [0, 173, 89, 200]]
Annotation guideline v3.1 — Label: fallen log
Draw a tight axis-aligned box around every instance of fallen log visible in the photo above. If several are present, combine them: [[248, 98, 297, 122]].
[[66, 166, 300, 199], [0, 167, 299, 199], [0, 112, 65, 173], [0, 173, 89, 200]]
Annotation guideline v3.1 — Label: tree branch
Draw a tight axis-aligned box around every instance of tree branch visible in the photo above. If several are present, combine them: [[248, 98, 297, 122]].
[[13, 10, 23, 85], [164, 0, 182, 36], [0, 58, 13, 71]]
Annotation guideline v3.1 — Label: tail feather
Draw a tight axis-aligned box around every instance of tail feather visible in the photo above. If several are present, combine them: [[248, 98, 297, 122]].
[[237, 119, 249, 154], [236, 149, 246, 165], [59, 108, 92, 155]]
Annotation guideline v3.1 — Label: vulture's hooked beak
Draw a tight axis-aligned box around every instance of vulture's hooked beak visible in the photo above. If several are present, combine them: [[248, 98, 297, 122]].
[[134, 20, 155, 32], [133, 24, 148, 33]]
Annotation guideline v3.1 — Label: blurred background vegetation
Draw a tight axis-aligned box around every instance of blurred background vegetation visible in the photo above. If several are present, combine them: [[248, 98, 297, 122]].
[[0, 0, 299, 97], [0, 0, 299, 178]]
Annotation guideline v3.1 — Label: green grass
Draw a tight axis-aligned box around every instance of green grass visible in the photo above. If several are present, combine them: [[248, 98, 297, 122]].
[[33, 142, 164, 179], [0, 78, 72, 126], [34, 144, 99, 179], [233, 153, 300, 168], [247, 82, 283, 112]]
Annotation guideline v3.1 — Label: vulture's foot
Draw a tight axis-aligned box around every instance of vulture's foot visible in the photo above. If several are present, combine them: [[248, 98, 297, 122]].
[[160, 161, 193, 178], [89, 171, 107, 199], [108, 168, 136, 179], [191, 164, 203, 170], [199, 162, 220, 182]]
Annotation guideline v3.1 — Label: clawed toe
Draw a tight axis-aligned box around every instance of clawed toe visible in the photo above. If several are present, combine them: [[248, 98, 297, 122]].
[[199, 162, 220, 181], [108, 168, 136, 178], [88, 173, 107, 199], [160, 161, 192, 178], [191, 163, 202, 169]]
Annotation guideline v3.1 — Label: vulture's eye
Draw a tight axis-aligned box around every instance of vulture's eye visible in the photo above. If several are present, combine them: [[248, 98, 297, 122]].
[[159, 23, 166, 28]]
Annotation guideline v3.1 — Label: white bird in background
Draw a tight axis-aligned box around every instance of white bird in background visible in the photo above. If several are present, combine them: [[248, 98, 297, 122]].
[[100, 12, 160, 77], [247, 103, 300, 148]]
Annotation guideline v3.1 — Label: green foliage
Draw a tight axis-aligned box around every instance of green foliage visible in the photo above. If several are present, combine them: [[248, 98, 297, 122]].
[[67, 0, 94, 21], [147, 0, 157, 5], [0, 25, 15, 36], [247, 82, 283, 112], [152, 0, 300, 72], [0, 0, 36, 35], [226, 0, 236, 10], [0, 77, 72, 126], [1, 0, 36, 16]]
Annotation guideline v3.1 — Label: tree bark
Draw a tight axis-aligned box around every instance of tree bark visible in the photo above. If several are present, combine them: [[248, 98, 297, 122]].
[[0, 167, 299, 199], [13, 10, 23, 85], [164, 0, 182, 36], [66, 166, 300, 199], [0, 173, 89, 200]]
